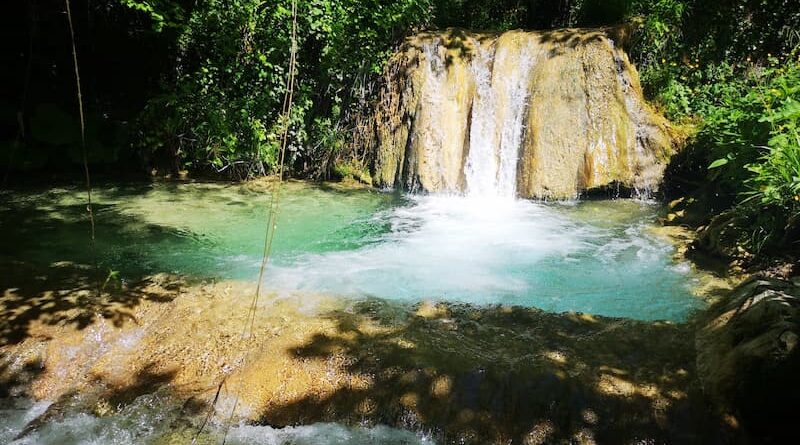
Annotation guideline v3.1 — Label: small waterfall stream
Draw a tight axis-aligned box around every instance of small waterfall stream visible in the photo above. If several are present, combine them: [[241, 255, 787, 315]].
[[464, 36, 542, 198], [493, 37, 539, 198], [464, 40, 501, 197]]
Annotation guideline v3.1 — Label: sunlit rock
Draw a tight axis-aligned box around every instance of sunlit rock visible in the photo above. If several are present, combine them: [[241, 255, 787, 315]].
[[371, 28, 675, 199]]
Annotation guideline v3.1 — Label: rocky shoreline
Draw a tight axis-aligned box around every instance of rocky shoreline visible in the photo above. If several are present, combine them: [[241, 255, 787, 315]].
[[0, 266, 735, 443]]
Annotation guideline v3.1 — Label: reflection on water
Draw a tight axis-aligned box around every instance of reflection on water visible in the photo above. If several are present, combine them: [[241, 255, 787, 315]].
[[0, 181, 702, 320]]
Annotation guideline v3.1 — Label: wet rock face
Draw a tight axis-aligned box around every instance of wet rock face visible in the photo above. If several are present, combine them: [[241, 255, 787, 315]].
[[371, 28, 674, 199], [696, 277, 800, 442]]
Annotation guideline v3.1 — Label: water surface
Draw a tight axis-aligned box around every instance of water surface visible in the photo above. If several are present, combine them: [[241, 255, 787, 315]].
[[0, 181, 702, 321]]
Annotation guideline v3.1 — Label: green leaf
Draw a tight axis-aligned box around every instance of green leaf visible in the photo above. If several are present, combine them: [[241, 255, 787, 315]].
[[708, 158, 729, 169]]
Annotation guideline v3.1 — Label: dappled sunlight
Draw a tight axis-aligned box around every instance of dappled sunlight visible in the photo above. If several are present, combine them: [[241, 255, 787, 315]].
[[242, 299, 731, 443], [1, 278, 737, 443], [0, 261, 180, 347], [0, 182, 746, 443]]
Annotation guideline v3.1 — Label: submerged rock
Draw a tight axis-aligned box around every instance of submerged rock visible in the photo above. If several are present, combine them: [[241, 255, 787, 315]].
[[696, 277, 800, 442], [371, 28, 675, 199]]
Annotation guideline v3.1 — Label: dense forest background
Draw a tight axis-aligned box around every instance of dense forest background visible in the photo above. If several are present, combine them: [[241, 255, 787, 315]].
[[2, 0, 799, 261]]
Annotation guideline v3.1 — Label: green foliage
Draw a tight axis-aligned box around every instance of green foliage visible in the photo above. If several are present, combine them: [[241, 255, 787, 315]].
[[118, 0, 186, 31], [626, 0, 686, 77], [30, 104, 79, 146], [744, 64, 800, 217], [133, 0, 430, 178], [664, 54, 800, 254]]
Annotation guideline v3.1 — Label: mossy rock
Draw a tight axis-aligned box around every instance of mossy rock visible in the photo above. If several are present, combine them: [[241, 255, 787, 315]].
[[334, 160, 373, 185]]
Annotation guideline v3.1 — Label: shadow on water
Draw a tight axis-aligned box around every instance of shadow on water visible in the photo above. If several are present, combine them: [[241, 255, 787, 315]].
[[0, 261, 181, 347], [257, 300, 739, 444], [0, 184, 196, 347], [0, 180, 402, 349]]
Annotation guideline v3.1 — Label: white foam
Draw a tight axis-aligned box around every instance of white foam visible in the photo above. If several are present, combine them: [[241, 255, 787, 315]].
[[0, 399, 51, 444], [226, 422, 435, 445], [1, 397, 433, 445], [263, 195, 598, 302]]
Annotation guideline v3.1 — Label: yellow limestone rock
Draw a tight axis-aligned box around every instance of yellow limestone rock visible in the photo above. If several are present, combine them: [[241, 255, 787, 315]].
[[372, 28, 674, 199]]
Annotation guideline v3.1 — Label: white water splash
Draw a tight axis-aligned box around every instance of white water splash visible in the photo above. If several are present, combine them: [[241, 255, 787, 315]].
[[464, 36, 540, 198], [464, 41, 499, 197], [260, 195, 699, 321], [1, 397, 434, 445]]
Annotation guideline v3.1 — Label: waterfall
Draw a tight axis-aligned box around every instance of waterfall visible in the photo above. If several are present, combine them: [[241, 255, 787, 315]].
[[464, 41, 500, 197], [373, 29, 675, 200], [494, 37, 539, 198], [464, 35, 543, 198]]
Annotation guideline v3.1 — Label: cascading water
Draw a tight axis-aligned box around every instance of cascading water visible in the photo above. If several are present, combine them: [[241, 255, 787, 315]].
[[373, 29, 675, 199], [493, 35, 540, 198], [464, 34, 543, 198], [464, 40, 501, 197]]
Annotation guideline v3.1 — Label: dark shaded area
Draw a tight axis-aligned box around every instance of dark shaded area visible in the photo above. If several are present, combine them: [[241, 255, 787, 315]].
[[0, 181, 244, 282], [258, 299, 739, 444], [431, 0, 578, 31], [695, 277, 800, 445], [1, 185, 154, 277], [0, 261, 180, 347], [679, 0, 800, 63], [0, 182, 213, 347], [0, 0, 184, 180], [736, 317, 800, 445]]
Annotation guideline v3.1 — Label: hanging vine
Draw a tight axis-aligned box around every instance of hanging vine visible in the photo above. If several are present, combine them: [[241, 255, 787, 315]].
[[193, 1, 300, 443], [65, 0, 101, 299]]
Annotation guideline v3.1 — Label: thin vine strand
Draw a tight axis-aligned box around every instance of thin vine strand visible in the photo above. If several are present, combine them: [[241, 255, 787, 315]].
[[65, 0, 100, 299], [206, 1, 299, 442]]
